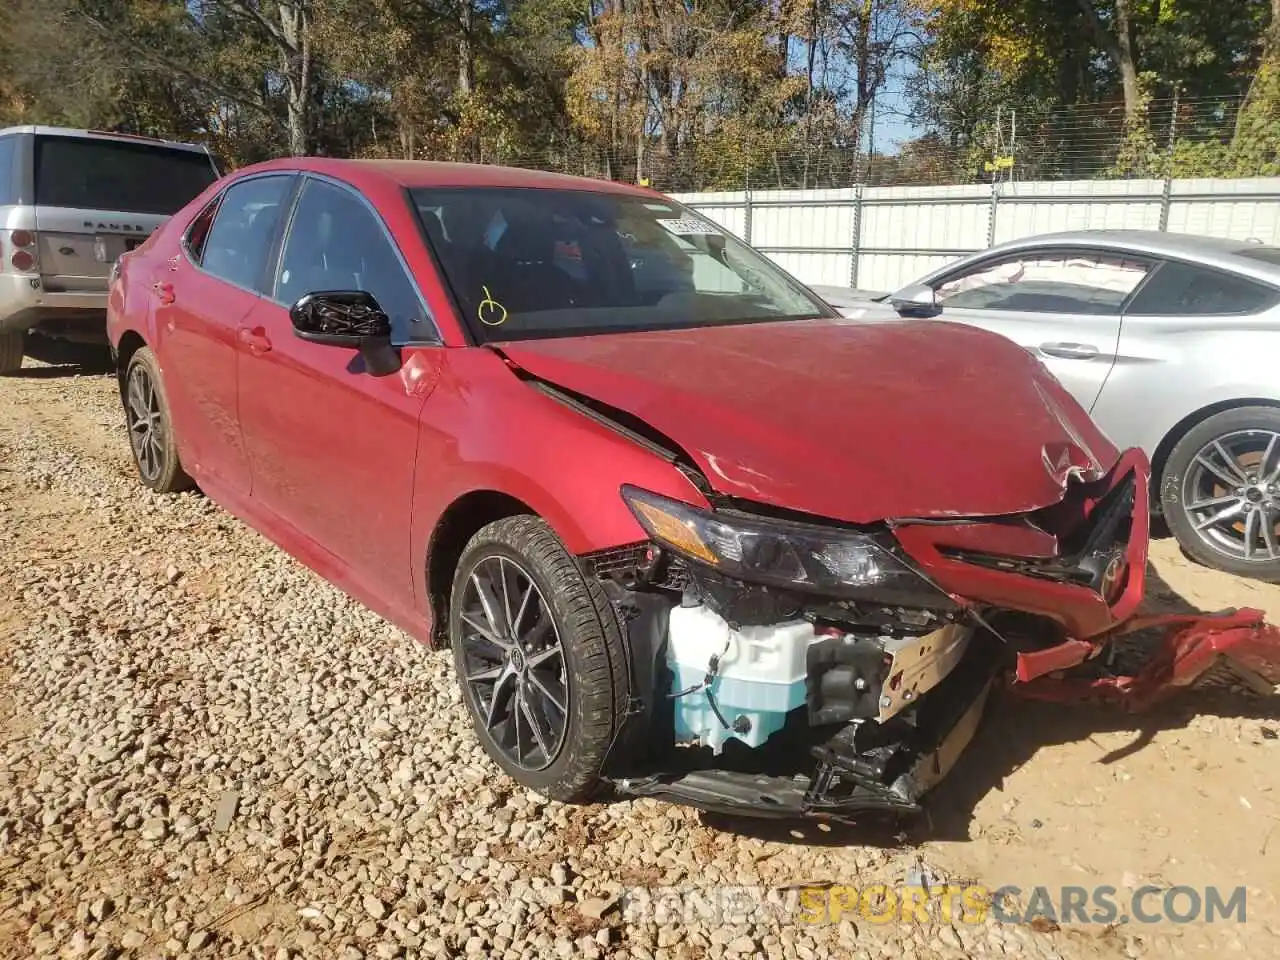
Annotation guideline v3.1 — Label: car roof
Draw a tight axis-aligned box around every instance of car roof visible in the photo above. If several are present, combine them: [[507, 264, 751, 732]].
[[234, 156, 660, 198], [975, 228, 1280, 280], [0, 124, 211, 154]]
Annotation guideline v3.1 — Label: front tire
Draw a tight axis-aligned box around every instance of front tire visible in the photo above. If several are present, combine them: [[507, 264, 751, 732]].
[[1161, 405, 1280, 581], [449, 516, 627, 802], [0, 330, 23, 374], [123, 347, 194, 494]]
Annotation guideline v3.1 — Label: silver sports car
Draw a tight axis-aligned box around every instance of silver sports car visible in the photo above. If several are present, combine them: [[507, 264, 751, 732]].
[[811, 229, 1280, 581]]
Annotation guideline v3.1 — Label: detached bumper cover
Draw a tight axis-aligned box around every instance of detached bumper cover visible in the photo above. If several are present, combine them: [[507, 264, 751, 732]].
[[1013, 607, 1280, 710]]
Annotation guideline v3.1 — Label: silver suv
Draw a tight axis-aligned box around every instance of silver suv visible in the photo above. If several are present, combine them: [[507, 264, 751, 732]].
[[0, 126, 221, 373]]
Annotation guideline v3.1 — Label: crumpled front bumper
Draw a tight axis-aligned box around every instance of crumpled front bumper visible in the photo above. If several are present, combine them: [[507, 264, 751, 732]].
[[610, 447, 1280, 822]]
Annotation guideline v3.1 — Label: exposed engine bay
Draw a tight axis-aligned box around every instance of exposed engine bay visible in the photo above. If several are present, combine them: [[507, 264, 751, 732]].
[[577, 450, 1280, 821]]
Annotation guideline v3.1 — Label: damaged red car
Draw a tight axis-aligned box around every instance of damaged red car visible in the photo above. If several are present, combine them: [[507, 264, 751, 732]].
[[106, 159, 1280, 819]]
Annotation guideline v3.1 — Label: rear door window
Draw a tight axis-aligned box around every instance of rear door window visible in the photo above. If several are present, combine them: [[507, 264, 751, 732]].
[[199, 175, 292, 294], [1125, 261, 1280, 316], [34, 135, 218, 215], [935, 252, 1151, 315]]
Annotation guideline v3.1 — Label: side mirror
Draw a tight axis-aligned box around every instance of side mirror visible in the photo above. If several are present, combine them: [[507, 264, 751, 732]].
[[889, 282, 940, 318], [290, 290, 392, 345], [290, 290, 400, 375]]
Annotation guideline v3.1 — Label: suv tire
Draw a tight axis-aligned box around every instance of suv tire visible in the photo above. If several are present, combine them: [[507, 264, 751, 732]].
[[0, 331, 23, 375]]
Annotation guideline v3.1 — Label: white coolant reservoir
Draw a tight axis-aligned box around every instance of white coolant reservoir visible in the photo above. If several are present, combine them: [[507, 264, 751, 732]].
[[666, 604, 818, 754]]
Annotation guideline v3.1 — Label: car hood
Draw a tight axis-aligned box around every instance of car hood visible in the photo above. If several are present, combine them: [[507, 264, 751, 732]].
[[497, 318, 1121, 524]]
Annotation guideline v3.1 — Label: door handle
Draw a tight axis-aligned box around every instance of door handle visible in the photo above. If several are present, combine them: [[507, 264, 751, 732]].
[[1039, 341, 1099, 360], [237, 326, 272, 355], [152, 281, 175, 305]]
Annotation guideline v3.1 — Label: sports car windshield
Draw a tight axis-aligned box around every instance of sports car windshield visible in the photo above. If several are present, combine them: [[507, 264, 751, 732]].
[[410, 187, 832, 341]]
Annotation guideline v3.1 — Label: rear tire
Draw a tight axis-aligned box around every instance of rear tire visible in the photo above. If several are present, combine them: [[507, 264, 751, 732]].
[[123, 347, 194, 494], [0, 331, 23, 375], [1161, 405, 1280, 582], [449, 515, 627, 803]]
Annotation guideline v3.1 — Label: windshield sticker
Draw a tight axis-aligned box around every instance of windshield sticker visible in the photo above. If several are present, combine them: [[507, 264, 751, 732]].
[[477, 285, 509, 327], [656, 215, 721, 236]]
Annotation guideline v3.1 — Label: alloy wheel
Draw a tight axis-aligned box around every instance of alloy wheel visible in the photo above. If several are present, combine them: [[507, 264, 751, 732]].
[[457, 555, 569, 771], [125, 362, 165, 483], [1180, 429, 1280, 563]]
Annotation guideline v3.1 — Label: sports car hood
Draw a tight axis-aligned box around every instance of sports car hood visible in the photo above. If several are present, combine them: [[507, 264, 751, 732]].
[[497, 318, 1121, 524]]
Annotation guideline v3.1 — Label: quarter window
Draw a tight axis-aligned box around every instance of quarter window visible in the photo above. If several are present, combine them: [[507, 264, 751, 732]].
[[184, 197, 221, 264], [1125, 261, 1280, 316], [935, 253, 1151, 315], [275, 178, 429, 341], [201, 175, 292, 293]]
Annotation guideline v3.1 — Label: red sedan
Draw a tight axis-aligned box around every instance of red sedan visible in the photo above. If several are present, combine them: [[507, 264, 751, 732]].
[[106, 158, 1280, 819]]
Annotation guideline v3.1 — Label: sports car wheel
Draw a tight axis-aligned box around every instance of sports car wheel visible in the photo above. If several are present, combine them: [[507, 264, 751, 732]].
[[449, 515, 627, 802], [123, 347, 194, 494], [1162, 406, 1280, 582]]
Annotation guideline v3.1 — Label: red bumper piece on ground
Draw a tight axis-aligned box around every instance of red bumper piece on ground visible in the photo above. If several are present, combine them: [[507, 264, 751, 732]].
[[1013, 608, 1280, 712]]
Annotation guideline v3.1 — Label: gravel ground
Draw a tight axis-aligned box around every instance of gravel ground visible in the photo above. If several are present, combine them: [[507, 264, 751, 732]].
[[1, 353, 1278, 960]]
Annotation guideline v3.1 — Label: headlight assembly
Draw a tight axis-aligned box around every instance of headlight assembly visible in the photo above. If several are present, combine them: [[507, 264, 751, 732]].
[[620, 485, 955, 609]]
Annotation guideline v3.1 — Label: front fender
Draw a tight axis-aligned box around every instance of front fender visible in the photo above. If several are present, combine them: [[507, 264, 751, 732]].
[[409, 348, 711, 620]]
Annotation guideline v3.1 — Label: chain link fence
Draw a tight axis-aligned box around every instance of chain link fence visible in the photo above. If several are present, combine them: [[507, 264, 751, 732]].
[[478, 95, 1276, 193]]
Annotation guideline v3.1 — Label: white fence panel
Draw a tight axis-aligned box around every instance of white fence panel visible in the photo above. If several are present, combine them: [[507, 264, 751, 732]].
[[675, 190, 747, 239], [993, 179, 1165, 242], [1167, 178, 1280, 242], [671, 176, 1280, 291]]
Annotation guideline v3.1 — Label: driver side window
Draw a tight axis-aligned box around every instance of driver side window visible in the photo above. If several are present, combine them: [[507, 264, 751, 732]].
[[275, 178, 433, 342], [935, 252, 1151, 315]]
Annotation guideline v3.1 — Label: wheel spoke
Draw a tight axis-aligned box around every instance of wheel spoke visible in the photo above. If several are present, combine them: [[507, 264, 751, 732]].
[[1244, 509, 1259, 560], [1213, 440, 1251, 484], [1185, 493, 1238, 511], [519, 689, 552, 758], [527, 670, 567, 715], [527, 646, 562, 669], [1194, 501, 1244, 531], [471, 570, 509, 638], [1195, 452, 1244, 489], [465, 662, 505, 683], [460, 612, 511, 652], [1259, 434, 1279, 484], [483, 667, 517, 731], [497, 558, 515, 631], [511, 582, 534, 635], [1264, 514, 1280, 560]]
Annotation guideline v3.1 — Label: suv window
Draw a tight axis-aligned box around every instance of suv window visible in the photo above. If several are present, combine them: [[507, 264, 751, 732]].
[[201, 175, 292, 293], [275, 178, 428, 340], [0, 136, 16, 205], [33, 135, 218, 215], [935, 252, 1150, 315], [1127, 260, 1280, 316]]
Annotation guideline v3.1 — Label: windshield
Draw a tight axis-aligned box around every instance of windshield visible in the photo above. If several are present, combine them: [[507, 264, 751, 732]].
[[410, 187, 832, 341], [35, 135, 219, 216]]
